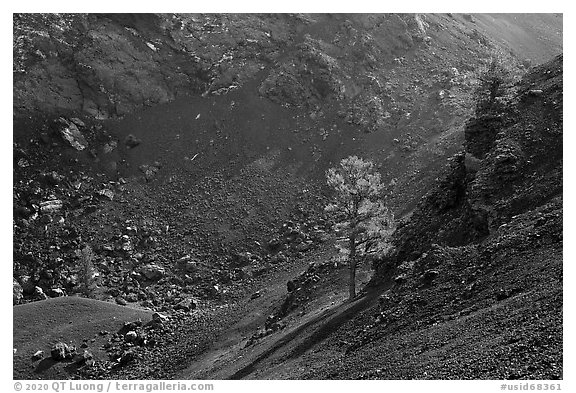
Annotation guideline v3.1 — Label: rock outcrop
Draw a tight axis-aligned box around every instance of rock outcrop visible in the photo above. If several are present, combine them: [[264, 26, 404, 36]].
[[375, 54, 563, 274]]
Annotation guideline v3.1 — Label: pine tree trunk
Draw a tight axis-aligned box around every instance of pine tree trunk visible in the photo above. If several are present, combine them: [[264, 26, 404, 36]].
[[348, 233, 357, 300], [349, 257, 357, 300]]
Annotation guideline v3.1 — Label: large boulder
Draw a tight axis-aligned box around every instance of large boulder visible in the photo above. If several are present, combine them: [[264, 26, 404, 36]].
[[33, 286, 48, 301], [51, 342, 76, 360], [174, 298, 197, 312], [124, 331, 138, 343], [139, 264, 166, 281], [13, 279, 23, 305], [19, 275, 36, 295], [56, 117, 88, 151], [176, 255, 200, 273], [231, 251, 259, 267], [47, 288, 66, 297], [125, 134, 141, 149], [72, 350, 94, 366]]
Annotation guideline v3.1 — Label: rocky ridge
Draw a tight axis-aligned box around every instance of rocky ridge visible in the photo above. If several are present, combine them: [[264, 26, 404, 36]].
[[290, 53, 564, 380]]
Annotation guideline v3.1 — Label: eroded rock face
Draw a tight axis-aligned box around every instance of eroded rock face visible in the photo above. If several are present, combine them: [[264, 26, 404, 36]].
[[466, 56, 563, 230], [14, 14, 185, 118], [375, 54, 563, 274], [10, 13, 455, 125], [13, 14, 295, 119], [258, 36, 346, 108], [464, 114, 505, 159]]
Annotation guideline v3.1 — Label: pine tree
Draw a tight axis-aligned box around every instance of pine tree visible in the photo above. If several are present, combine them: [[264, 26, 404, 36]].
[[475, 55, 513, 113], [325, 156, 395, 300]]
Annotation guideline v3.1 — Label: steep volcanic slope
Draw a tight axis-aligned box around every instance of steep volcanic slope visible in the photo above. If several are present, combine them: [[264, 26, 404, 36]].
[[13, 14, 562, 379], [13, 14, 563, 214], [241, 54, 562, 380], [13, 14, 562, 119]]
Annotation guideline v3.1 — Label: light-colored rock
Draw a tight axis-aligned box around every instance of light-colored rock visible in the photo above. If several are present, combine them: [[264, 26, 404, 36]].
[[124, 331, 138, 342], [58, 118, 87, 150], [47, 288, 66, 297], [33, 286, 48, 300], [13, 279, 23, 305], [51, 342, 76, 360], [32, 350, 44, 360]]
